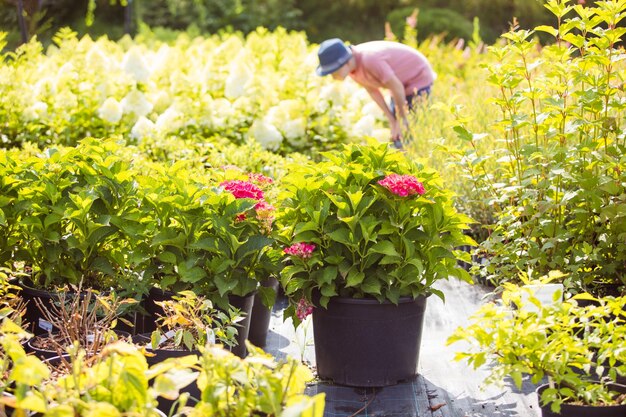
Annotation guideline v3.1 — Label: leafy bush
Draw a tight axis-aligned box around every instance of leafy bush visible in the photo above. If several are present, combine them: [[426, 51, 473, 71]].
[[276, 141, 474, 323], [456, 0, 626, 294], [448, 277, 626, 413]]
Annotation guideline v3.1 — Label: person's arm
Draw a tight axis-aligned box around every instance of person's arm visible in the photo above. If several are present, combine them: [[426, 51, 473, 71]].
[[364, 86, 402, 140], [382, 74, 410, 138]]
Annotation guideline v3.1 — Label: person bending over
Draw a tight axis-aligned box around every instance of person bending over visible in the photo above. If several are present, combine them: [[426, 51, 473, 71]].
[[316, 38, 435, 149]]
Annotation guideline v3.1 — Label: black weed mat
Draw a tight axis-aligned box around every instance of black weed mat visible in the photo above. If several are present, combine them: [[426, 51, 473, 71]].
[[304, 378, 425, 417]]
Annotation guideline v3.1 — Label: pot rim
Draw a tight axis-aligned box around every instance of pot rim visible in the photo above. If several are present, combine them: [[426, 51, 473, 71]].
[[325, 294, 430, 305]]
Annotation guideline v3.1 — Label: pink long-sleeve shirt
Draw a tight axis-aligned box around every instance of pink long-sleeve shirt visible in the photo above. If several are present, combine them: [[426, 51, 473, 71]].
[[349, 41, 436, 96]]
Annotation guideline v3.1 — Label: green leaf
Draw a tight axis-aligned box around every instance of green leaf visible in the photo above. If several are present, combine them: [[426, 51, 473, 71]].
[[369, 241, 400, 257], [345, 270, 365, 287]]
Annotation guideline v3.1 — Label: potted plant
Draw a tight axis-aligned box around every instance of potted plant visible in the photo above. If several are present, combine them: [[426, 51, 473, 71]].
[[27, 285, 135, 360], [141, 165, 280, 357], [137, 290, 242, 361], [183, 343, 326, 417], [0, 139, 156, 334], [447, 275, 626, 416], [0, 318, 50, 417], [38, 341, 169, 417], [132, 290, 242, 414], [277, 141, 474, 386]]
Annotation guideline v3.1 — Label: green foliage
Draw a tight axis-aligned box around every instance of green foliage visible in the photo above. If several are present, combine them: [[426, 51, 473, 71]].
[[448, 278, 626, 413], [456, 0, 626, 294], [136, 162, 280, 303], [276, 141, 474, 323], [42, 342, 164, 416], [189, 344, 325, 417], [387, 7, 488, 44], [137, 0, 302, 35], [0, 139, 154, 293], [150, 290, 242, 351]]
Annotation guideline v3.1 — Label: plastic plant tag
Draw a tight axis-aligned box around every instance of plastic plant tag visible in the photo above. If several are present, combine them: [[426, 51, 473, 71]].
[[205, 327, 216, 345], [38, 318, 53, 332]]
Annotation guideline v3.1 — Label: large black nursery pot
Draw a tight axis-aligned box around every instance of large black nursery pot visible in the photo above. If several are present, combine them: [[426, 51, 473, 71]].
[[313, 294, 428, 387], [537, 383, 626, 417], [248, 277, 280, 348]]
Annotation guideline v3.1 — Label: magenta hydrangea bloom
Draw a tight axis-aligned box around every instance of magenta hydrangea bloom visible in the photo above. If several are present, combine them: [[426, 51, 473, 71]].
[[284, 242, 316, 259], [378, 174, 425, 197], [296, 297, 314, 320], [220, 180, 264, 200]]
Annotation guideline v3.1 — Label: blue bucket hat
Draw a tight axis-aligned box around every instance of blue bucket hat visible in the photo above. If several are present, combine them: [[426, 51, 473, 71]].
[[316, 38, 353, 76]]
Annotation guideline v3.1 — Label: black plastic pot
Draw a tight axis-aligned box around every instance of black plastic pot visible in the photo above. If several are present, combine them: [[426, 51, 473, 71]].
[[16, 280, 58, 336], [537, 383, 626, 417], [248, 277, 280, 348], [132, 334, 200, 415], [142, 287, 175, 333], [312, 295, 428, 387], [28, 330, 131, 360], [227, 291, 256, 358], [144, 288, 255, 358]]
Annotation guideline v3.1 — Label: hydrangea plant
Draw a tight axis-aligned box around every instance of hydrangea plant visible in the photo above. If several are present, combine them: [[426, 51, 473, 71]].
[[276, 141, 475, 324]]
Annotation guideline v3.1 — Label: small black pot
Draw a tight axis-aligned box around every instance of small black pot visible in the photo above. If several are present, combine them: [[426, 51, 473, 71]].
[[132, 334, 200, 415], [16, 279, 59, 336], [227, 291, 256, 358], [248, 277, 280, 348], [537, 383, 626, 417], [28, 330, 132, 360]]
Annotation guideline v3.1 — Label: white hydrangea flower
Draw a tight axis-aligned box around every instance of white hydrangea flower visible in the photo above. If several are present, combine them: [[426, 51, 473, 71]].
[[248, 118, 283, 151], [208, 98, 235, 129], [362, 101, 383, 118], [225, 57, 252, 99], [353, 115, 375, 137], [98, 97, 123, 123], [319, 83, 344, 108], [371, 128, 390, 143], [56, 63, 78, 86], [122, 47, 151, 83], [85, 44, 111, 72], [121, 89, 153, 118], [23, 101, 48, 121], [266, 100, 307, 145], [155, 105, 184, 133], [54, 91, 78, 110], [283, 119, 307, 147], [149, 90, 172, 114], [130, 116, 156, 141]]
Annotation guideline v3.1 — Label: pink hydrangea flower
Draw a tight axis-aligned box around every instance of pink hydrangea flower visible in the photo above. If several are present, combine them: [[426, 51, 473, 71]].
[[220, 180, 264, 200], [248, 172, 274, 186], [284, 242, 316, 259], [378, 174, 425, 197], [296, 298, 314, 321]]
